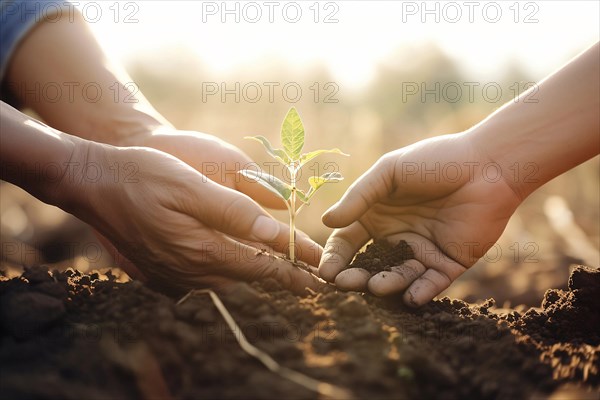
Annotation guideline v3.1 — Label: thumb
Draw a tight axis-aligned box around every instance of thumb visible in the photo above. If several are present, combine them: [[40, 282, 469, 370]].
[[183, 176, 286, 244], [322, 157, 394, 228]]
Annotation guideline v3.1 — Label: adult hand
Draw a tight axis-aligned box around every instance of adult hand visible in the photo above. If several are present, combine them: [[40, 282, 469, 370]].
[[318, 43, 600, 306], [65, 139, 323, 295], [95, 128, 299, 278], [318, 133, 522, 306]]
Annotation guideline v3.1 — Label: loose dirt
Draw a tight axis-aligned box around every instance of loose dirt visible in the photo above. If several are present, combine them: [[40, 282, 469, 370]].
[[1, 262, 598, 399], [347, 240, 414, 276]]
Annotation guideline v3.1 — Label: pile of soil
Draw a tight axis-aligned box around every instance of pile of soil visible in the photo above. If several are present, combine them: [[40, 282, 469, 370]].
[[1, 260, 598, 399], [347, 240, 414, 275]]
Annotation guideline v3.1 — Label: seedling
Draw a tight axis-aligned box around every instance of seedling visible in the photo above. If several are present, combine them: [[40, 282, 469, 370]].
[[241, 107, 347, 263]]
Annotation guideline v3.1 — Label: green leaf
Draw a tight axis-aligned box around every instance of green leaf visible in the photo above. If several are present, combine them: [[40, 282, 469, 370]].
[[308, 172, 344, 190], [295, 188, 309, 204], [308, 172, 344, 197], [280, 107, 305, 161], [244, 135, 290, 165], [298, 148, 349, 169], [239, 170, 292, 201]]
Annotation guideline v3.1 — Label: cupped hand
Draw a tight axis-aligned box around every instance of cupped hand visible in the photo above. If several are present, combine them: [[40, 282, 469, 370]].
[[318, 132, 522, 306], [68, 140, 323, 295]]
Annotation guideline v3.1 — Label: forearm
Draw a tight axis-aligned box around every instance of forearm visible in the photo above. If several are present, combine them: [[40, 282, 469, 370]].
[[470, 42, 599, 200], [0, 101, 85, 208], [4, 10, 172, 145]]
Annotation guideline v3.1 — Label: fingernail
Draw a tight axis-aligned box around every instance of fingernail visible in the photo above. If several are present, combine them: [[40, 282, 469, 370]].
[[403, 290, 420, 308], [321, 205, 337, 224], [252, 215, 280, 241], [326, 202, 339, 214]]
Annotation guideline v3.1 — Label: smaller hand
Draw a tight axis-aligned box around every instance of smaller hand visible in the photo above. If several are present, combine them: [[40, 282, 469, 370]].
[[318, 133, 522, 306]]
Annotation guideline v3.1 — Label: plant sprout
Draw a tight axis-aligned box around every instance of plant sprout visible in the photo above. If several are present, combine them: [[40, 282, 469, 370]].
[[240, 107, 347, 263]]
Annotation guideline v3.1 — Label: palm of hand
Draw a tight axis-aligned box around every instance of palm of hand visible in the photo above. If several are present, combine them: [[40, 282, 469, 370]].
[[360, 170, 520, 268], [320, 134, 522, 306]]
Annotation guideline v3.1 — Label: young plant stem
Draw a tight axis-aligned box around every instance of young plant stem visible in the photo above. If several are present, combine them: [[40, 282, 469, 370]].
[[289, 166, 297, 262]]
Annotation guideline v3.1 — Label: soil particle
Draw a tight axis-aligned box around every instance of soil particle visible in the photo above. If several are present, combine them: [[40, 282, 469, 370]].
[[569, 265, 600, 291], [334, 293, 371, 318], [22, 265, 54, 284]]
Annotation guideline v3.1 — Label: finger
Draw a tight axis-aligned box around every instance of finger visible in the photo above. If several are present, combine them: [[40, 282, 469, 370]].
[[149, 130, 285, 210], [181, 177, 287, 245], [387, 233, 467, 282], [335, 268, 370, 292], [383, 233, 466, 307], [217, 235, 327, 295], [293, 228, 323, 267], [318, 221, 371, 282], [236, 170, 287, 210], [322, 157, 393, 228], [367, 259, 427, 296], [219, 149, 286, 210], [403, 268, 458, 307], [234, 226, 323, 268], [187, 178, 324, 260]]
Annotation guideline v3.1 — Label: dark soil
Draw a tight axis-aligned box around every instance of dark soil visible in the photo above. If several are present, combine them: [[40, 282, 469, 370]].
[[348, 240, 414, 275], [1, 263, 599, 399]]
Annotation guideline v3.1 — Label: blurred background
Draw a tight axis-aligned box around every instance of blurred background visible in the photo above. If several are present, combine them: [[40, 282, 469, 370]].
[[2, 0, 599, 307]]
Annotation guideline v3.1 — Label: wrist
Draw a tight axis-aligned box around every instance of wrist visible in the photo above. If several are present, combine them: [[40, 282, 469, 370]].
[[43, 137, 84, 212], [466, 118, 539, 202], [467, 43, 599, 201], [0, 102, 95, 210], [48, 138, 107, 218]]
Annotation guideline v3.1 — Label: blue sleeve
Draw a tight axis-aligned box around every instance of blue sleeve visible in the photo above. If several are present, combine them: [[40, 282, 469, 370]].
[[0, 0, 74, 82]]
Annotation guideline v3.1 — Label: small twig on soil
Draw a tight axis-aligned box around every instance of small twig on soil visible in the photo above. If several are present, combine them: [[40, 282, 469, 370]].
[[177, 289, 353, 400]]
